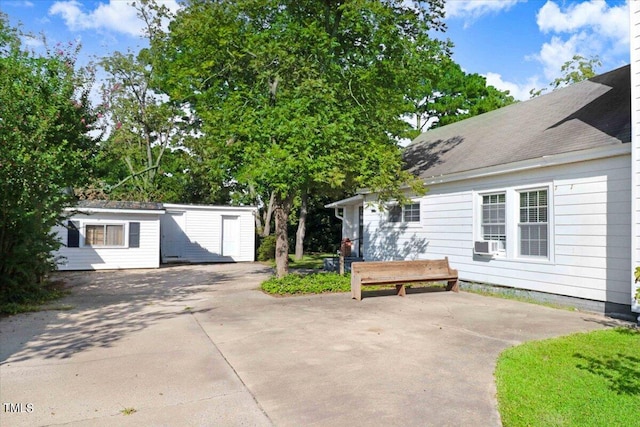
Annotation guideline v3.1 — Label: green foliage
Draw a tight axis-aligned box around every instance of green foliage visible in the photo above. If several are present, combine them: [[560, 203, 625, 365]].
[[153, 0, 449, 276], [0, 14, 97, 306], [261, 272, 350, 295], [530, 54, 601, 98], [257, 235, 277, 261], [287, 193, 342, 253], [92, 4, 198, 203], [0, 281, 70, 315], [496, 328, 640, 427], [408, 58, 515, 136], [634, 267, 640, 302]]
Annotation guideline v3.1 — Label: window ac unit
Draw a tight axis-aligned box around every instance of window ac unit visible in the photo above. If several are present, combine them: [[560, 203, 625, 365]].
[[474, 240, 500, 255]]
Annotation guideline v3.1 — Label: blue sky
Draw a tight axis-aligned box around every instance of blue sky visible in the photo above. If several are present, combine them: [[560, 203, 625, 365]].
[[1, 0, 631, 100]]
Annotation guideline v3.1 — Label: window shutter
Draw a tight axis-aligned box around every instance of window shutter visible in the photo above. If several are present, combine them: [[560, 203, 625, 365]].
[[129, 222, 140, 248], [67, 221, 80, 248]]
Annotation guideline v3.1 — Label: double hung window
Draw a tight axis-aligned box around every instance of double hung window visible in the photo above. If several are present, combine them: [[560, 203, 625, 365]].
[[481, 193, 506, 251], [477, 187, 550, 259], [519, 189, 548, 257]]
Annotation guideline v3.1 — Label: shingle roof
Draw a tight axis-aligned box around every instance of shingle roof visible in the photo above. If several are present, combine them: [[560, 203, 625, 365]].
[[73, 200, 164, 210], [403, 65, 631, 179]]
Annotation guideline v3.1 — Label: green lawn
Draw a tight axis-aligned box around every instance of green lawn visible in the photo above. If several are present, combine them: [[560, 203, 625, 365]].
[[495, 327, 640, 427]]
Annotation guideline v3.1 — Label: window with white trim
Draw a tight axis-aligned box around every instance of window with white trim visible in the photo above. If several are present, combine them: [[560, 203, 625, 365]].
[[85, 224, 125, 247], [481, 193, 506, 251], [403, 203, 420, 222], [388, 202, 420, 223], [519, 189, 548, 257]]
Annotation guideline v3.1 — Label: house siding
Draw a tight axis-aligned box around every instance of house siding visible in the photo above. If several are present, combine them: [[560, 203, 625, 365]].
[[363, 154, 631, 305], [54, 212, 161, 271], [161, 205, 256, 263]]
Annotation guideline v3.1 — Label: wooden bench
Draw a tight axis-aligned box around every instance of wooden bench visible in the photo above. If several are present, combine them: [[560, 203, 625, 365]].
[[350, 258, 459, 301]]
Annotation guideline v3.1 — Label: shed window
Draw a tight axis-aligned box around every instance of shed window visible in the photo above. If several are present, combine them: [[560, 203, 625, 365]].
[[85, 224, 125, 247]]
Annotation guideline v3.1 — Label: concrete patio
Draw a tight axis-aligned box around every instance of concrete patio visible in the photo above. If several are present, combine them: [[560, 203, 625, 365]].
[[0, 263, 625, 426]]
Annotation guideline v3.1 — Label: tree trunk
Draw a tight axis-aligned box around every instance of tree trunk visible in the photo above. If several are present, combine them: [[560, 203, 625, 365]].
[[254, 208, 263, 235], [274, 194, 292, 278], [262, 191, 275, 237], [294, 191, 308, 260]]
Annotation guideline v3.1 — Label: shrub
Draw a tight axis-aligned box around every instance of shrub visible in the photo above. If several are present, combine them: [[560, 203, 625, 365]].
[[261, 272, 350, 295], [257, 235, 277, 261]]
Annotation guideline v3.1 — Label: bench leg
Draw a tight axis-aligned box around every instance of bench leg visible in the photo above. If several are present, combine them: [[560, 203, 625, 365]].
[[395, 284, 406, 297], [447, 279, 459, 293], [351, 275, 362, 300]]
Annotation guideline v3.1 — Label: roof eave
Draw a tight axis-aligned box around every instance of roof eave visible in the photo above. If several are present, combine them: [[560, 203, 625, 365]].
[[419, 143, 631, 186]]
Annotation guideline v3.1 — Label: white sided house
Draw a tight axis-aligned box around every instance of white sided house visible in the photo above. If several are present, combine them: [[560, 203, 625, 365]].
[[54, 201, 256, 271], [329, 65, 635, 317], [54, 201, 165, 271]]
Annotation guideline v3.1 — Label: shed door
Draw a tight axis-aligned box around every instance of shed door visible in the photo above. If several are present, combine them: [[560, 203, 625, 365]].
[[161, 211, 186, 260], [221, 216, 240, 257]]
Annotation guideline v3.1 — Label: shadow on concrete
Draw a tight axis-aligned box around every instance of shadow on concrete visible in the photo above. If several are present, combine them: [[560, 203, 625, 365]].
[[361, 285, 448, 299], [0, 264, 272, 364]]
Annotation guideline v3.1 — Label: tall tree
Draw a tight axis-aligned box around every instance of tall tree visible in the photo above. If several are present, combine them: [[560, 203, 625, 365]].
[[407, 59, 515, 137], [154, 0, 446, 277], [530, 54, 602, 98], [92, 2, 199, 202], [0, 14, 97, 303], [94, 49, 194, 202]]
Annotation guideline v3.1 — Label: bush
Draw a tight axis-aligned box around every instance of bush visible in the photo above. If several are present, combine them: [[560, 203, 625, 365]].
[[0, 20, 96, 308], [257, 235, 277, 261], [261, 272, 350, 295]]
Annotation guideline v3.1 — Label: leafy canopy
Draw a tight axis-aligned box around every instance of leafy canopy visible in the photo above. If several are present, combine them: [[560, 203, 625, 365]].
[[155, 0, 448, 201], [0, 13, 97, 303]]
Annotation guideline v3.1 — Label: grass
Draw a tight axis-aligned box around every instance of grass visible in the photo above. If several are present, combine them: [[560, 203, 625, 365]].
[[495, 327, 640, 427], [261, 272, 351, 295], [261, 272, 448, 296], [0, 280, 71, 315], [120, 407, 137, 416]]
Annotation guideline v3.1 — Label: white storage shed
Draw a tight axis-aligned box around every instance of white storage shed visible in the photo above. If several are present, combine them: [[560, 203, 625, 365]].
[[161, 204, 257, 264]]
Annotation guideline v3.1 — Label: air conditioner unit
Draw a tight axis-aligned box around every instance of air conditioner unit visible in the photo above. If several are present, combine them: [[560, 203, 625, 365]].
[[474, 240, 500, 256]]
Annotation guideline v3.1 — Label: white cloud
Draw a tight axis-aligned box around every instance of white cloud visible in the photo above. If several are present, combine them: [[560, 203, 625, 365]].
[[537, 0, 628, 44], [446, 0, 523, 22], [49, 0, 180, 37], [4, 1, 34, 7], [532, 1, 629, 79], [485, 72, 541, 101], [21, 34, 45, 49]]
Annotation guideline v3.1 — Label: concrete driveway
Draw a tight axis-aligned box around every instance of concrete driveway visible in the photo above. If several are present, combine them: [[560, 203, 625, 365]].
[[0, 263, 624, 426]]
